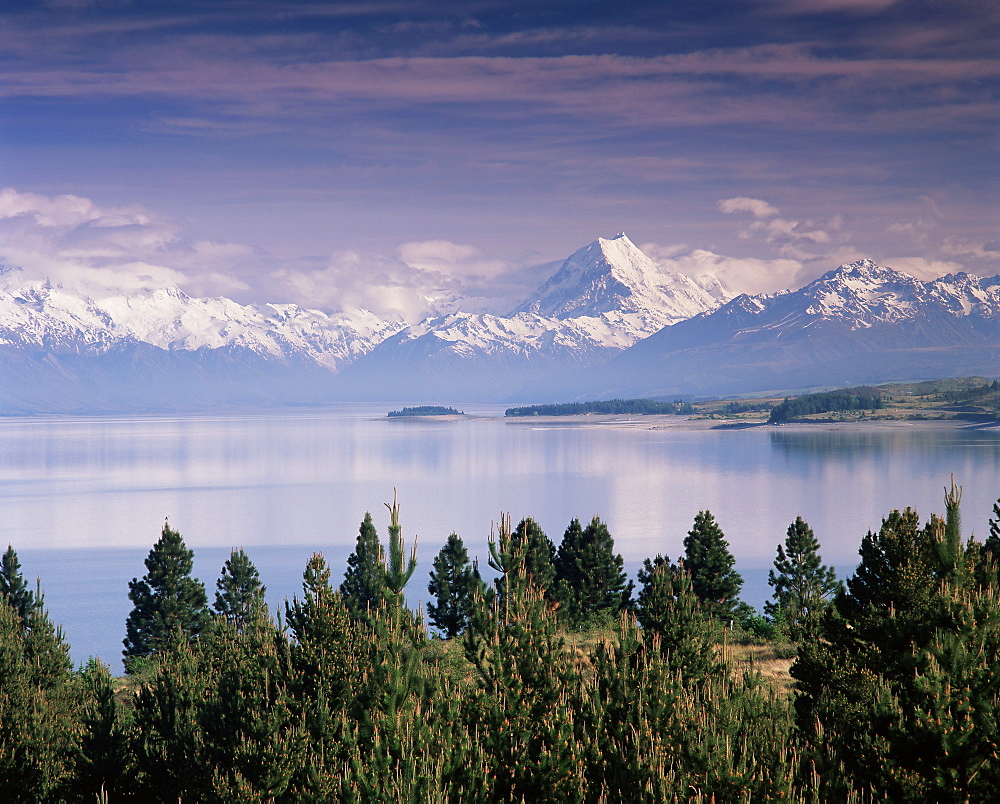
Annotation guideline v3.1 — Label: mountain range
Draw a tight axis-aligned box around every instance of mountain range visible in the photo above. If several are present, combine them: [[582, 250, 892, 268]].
[[0, 236, 997, 412], [585, 259, 1000, 399]]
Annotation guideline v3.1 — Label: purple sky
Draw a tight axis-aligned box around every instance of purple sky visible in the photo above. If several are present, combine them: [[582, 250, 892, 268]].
[[0, 0, 997, 321]]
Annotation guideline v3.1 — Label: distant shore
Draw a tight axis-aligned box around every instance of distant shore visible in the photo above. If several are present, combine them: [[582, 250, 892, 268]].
[[500, 413, 998, 431]]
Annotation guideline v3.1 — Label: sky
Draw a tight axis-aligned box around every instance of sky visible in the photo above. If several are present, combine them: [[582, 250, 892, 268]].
[[0, 0, 997, 322]]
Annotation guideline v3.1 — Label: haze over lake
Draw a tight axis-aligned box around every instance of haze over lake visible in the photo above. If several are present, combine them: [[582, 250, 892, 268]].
[[2, 406, 998, 671]]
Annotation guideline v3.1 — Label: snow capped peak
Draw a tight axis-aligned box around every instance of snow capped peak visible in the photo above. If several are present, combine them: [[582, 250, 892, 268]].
[[722, 259, 1000, 332], [511, 234, 722, 327]]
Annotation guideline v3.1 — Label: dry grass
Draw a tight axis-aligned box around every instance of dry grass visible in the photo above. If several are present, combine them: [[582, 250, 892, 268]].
[[725, 642, 795, 695]]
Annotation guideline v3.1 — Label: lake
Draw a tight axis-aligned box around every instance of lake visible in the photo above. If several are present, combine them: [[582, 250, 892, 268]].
[[2, 405, 998, 672]]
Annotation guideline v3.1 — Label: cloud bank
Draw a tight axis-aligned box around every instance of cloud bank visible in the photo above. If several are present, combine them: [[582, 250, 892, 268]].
[[2, 187, 989, 320]]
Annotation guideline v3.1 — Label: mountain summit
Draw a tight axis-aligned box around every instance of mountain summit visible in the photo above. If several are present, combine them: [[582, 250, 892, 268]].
[[513, 233, 719, 327], [332, 235, 728, 401]]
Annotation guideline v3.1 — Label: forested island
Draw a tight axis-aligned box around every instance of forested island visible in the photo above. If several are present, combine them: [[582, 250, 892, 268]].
[[505, 398, 695, 416], [3, 483, 1000, 800], [387, 405, 464, 417]]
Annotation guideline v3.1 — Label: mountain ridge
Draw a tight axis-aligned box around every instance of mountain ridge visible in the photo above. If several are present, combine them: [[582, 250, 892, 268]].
[[578, 259, 1000, 400], [0, 245, 996, 411]]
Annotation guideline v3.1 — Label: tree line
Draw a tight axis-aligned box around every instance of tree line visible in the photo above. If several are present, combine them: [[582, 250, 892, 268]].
[[768, 386, 884, 423], [2, 483, 1000, 800], [505, 399, 695, 417]]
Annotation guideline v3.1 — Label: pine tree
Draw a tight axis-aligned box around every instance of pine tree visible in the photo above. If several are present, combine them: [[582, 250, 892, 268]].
[[382, 489, 418, 607], [73, 658, 131, 799], [791, 494, 1000, 800], [511, 517, 557, 596], [0, 544, 40, 627], [635, 555, 721, 680], [0, 591, 79, 798], [123, 520, 211, 669], [427, 533, 485, 637], [682, 510, 744, 620], [982, 497, 1000, 562], [764, 516, 839, 639], [214, 548, 267, 630], [553, 516, 632, 627], [340, 512, 387, 614], [487, 513, 525, 626]]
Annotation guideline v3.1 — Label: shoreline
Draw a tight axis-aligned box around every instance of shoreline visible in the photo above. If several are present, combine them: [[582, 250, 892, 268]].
[[500, 413, 999, 432]]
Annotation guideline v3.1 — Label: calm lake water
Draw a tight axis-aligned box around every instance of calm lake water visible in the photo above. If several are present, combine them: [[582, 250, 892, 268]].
[[2, 405, 998, 672]]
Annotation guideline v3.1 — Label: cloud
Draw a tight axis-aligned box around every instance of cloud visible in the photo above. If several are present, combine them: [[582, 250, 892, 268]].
[[397, 240, 509, 281], [0, 187, 255, 299], [880, 257, 967, 281], [716, 197, 779, 218], [641, 244, 807, 296], [266, 239, 529, 323], [717, 196, 834, 255], [0, 187, 538, 321], [761, 0, 899, 15]]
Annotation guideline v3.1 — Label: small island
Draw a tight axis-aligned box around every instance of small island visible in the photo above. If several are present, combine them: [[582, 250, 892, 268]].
[[387, 405, 464, 418]]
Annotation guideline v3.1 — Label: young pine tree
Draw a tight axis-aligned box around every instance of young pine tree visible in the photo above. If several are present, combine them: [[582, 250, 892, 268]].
[[123, 520, 211, 668], [0, 588, 79, 798], [511, 517, 557, 596], [764, 516, 839, 639], [554, 516, 632, 627], [792, 493, 1000, 800], [0, 544, 40, 627], [427, 533, 486, 638], [683, 510, 744, 621], [382, 490, 418, 608], [214, 548, 268, 630], [340, 511, 387, 614], [635, 555, 721, 680]]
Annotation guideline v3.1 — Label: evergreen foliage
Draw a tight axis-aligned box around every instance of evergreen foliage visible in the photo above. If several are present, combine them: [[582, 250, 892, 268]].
[[0, 594, 79, 800], [387, 405, 463, 417], [340, 511, 387, 614], [683, 510, 745, 620], [6, 486, 1000, 800], [427, 533, 485, 637], [765, 516, 840, 638], [0, 544, 40, 627], [512, 516, 557, 596], [792, 486, 1000, 800], [768, 386, 884, 422], [553, 516, 632, 627], [982, 496, 1000, 563], [635, 555, 722, 680], [213, 547, 267, 630], [382, 490, 418, 606], [74, 658, 131, 800], [505, 398, 695, 417], [486, 513, 524, 625], [122, 520, 211, 669]]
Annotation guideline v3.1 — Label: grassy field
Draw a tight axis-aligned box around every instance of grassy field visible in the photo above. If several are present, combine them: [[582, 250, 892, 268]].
[[695, 376, 1000, 424]]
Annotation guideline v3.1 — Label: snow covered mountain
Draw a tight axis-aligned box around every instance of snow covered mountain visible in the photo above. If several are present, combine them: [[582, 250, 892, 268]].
[[1, 246, 994, 411], [331, 234, 727, 400], [513, 233, 720, 325], [584, 260, 1000, 399], [0, 279, 403, 369], [0, 274, 404, 411]]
